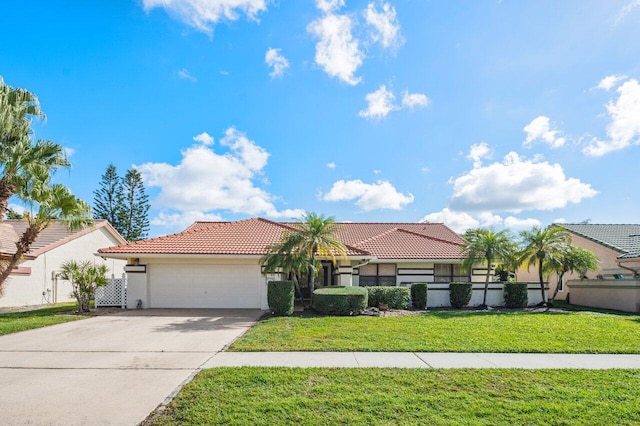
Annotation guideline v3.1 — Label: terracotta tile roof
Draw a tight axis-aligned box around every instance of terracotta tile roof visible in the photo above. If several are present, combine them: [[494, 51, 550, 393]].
[[99, 218, 465, 260], [1, 220, 125, 258]]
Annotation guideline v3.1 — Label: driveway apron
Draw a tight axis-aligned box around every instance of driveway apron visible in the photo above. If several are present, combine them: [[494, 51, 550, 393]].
[[0, 309, 263, 426]]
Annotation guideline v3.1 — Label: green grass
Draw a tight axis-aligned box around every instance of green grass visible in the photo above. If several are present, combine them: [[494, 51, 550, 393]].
[[231, 310, 640, 353], [0, 302, 84, 335], [150, 368, 640, 425]]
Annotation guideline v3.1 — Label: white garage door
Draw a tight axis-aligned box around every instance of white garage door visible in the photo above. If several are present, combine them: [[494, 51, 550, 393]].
[[149, 264, 263, 308]]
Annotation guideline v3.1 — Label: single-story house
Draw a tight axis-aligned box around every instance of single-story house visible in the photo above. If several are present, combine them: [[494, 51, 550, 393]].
[[0, 220, 127, 308], [528, 223, 640, 312], [98, 218, 544, 310]]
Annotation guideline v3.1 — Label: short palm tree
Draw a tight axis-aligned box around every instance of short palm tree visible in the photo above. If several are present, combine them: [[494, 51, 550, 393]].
[[58, 260, 108, 312], [546, 246, 599, 304], [462, 228, 515, 308], [519, 225, 571, 305], [260, 212, 347, 305]]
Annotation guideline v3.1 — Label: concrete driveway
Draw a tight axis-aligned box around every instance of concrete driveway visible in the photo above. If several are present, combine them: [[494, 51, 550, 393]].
[[0, 309, 264, 426]]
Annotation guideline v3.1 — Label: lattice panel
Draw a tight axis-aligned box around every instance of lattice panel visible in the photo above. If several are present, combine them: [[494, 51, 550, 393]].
[[95, 274, 127, 308]]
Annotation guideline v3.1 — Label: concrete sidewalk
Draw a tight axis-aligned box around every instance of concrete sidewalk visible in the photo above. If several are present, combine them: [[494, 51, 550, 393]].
[[204, 352, 640, 369]]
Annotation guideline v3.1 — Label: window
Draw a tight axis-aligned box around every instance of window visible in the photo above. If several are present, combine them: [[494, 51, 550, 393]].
[[434, 264, 468, 283], [359, 263, 396, 286]]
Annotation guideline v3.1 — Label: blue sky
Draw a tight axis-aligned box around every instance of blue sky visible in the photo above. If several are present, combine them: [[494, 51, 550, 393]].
[[2, 0, 640, 236]]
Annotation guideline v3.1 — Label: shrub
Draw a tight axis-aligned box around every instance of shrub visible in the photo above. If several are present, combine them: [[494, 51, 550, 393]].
[[411, 283, 428, 309], [267, 281, 295, 316], [449, 282, 472, 308], [504, 282, 528, 308], [313, 286, 368, 316], [365, 286, 411, 309]]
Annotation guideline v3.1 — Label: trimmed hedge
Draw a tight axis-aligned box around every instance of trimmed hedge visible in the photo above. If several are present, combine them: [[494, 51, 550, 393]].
[[504, 282, 528, 308], [365, 286, 410, 309], [313, 286, 368, 316], [267, 280, 295, 316], [411, 283, 428, 309], [450, 282, 472, 308]]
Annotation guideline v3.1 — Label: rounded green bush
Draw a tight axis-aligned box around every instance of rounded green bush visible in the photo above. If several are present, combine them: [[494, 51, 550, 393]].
[[267, 280, 295, 316], [411, 283, 428, 309], [365, 286, 410, 309], [504, 282, 528, 308], [312, 286, 368, 316], [449, 282, 472, 308]]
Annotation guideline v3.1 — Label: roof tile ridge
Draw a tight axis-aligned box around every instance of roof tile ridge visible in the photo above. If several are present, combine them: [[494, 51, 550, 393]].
[[395, 227, 465, 246], [560, 226, 627, 254], [255, 217, 302, 232], [353, 227, 400, 247]]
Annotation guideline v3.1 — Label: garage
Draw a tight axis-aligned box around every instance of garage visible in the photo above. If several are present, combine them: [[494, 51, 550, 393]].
[[148, 263, 264, 309]]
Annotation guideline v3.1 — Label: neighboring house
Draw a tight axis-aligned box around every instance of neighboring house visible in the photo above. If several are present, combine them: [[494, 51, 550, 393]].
[[0, 220, 127, 308], [98, 218, 543, 310]]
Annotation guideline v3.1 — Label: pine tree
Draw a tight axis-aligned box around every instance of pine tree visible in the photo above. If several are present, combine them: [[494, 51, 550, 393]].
[[93, 164, 123, 229], [120, 168, 149, 241]]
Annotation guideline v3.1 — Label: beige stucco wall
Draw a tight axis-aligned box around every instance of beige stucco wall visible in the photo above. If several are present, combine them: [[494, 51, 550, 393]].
[[567, 279, 640, 313], [516, 232, 626, 301], [0, 227, 126, 308]]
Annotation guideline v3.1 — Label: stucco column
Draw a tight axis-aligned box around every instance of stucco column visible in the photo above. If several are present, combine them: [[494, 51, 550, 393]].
[[336, 261, 354, 286]]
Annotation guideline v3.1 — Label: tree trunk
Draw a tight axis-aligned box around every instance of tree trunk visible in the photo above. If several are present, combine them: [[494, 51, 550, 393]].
[[482, 258, 491, 308], [0, 176, 16, 224], [550, 272, 564, 304], [0, 222, 41, 291], [538, 259, 546, 304], [291, 273, 304, 307]]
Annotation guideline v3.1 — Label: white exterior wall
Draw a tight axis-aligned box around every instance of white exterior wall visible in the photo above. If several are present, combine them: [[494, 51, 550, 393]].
[[129, 257, 268, 310], [0, 228, 126, 308]]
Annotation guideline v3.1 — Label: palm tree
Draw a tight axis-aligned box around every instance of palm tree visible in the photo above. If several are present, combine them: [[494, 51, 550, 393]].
[[461, 228, 515, 308], [0, 77, 68, 222], [58, 260, 108, 312], [546, 246, 599, 304], [0, 183, 91, 289], [519, 225, 571, 305], [260, 212, 348, 304]]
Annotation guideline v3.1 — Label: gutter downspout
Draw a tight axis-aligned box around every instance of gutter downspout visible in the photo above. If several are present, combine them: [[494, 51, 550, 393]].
[[617, 261, 640, 278]]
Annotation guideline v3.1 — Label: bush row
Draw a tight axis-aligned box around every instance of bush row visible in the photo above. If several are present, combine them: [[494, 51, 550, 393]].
[[312, 286, 368, 316]]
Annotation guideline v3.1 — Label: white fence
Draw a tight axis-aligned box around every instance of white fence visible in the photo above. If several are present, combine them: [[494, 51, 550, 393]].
[[95, 273, 127, 308]]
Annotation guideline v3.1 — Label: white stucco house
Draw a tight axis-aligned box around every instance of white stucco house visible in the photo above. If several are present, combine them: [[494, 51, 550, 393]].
[[98, 218, 545, 310], [0, 220, 127, 307]]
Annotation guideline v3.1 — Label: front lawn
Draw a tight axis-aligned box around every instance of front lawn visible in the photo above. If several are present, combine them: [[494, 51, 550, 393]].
[[0, 302, 85, 335], [230, 310, 640, 353], [149, 368, 640, 425]]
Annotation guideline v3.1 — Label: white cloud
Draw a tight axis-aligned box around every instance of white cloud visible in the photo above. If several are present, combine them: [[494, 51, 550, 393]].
[[523, 116, 566, 149], [359, 85, 396, 119], [595, 75, 626, 91], [136, 127, 303, 220], [373, 169, 381, 174], [193, 131, 214, 145], [420, 208, 480, 233], [7, 203, 26, 216], [450, 151, 597, 213], [364, 2, 403, 50], [323, 179, 414, 211], [553, 218, 567, 224], [177, 68, 197, 82], [616, 0, 640, 24], [401, 91, 429, 109], [421, 167, 431, 173], [503, 216, 541, 229], [265, 48, 289, 78], [142, 0, 269, 34], [308, 13, 364, 85], [63, 147, 75, 157], [326, 162, 336, 169], [420, 208, 541, 233], [584, 78, 640, 156], [466, 142, 492, 168], [316, 0, 345, 13]]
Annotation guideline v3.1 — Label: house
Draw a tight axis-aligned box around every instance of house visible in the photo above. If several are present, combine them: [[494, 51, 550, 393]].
[[542, 224, 640, 312], [0, 220, 127, 308], [98, 218, 545, 309]]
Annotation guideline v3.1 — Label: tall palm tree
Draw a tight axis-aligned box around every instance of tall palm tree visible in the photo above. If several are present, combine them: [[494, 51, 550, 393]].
[[546, 246, 599, 304], [260, 212, 348, 303], [461, 228, 515, 308], [0, 77, 68, 222], [519, 225, 571, 305], [0, 183, 91, 289]]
